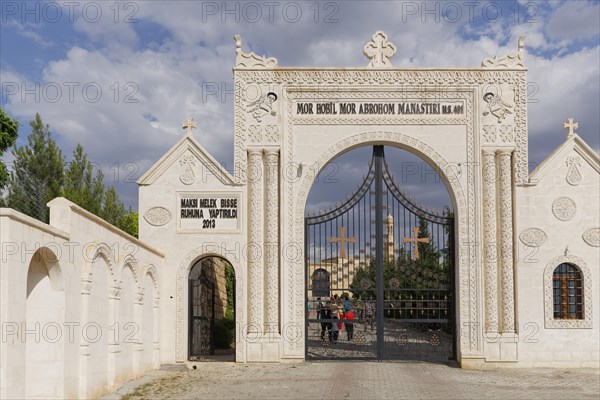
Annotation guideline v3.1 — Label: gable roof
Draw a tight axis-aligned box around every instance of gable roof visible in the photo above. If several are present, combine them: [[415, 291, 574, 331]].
[[137, 133, 237, 186], [528, 133, 600, 185]]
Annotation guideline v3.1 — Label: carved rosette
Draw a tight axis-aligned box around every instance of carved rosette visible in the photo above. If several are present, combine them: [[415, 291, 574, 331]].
[[247, 150, 264, 332], [582, 228, 600, 247], [143, 207, 172, 226], [519, 228, 547, 247], [264, 150, 280, 333], [482, 151, 499, 332], [565, 155, 582, 186], [498, 151, 515, 333], [552, 197, 577, 221]]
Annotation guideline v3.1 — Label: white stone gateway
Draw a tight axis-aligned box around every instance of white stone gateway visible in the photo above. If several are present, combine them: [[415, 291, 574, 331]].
[[1, 32, 599, 399]]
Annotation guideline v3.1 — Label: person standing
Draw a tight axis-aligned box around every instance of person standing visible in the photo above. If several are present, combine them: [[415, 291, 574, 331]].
[[344, 309, 355, 341]]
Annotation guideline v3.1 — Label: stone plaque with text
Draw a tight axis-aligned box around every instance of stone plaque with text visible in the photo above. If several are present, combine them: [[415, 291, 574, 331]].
[[177, 192, 241, 233]]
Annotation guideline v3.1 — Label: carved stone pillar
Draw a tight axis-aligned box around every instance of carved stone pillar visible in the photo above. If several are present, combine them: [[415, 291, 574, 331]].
[[482, 151, 499, 333], [264, 149, 280, 333], [247, 149, 264, 332], [497, 150, 515, 333]]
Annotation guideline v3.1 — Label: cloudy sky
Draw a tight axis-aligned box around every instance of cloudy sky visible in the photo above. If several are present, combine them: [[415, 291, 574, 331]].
[[1, 0, 598, 211]]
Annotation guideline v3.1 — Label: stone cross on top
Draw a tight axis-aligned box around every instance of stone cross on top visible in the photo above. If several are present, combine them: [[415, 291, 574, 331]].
[[364, 31, 396, 68], [182, 116, 197, 135], [563, 117, 578, 138]]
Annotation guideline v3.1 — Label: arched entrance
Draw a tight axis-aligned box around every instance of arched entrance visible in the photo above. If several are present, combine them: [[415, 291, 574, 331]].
[[188, 256, 236, 360], [305, 145, 456, 361]]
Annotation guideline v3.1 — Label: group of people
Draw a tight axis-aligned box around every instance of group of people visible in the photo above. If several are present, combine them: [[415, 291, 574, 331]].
[[310, 294, 375, 343]]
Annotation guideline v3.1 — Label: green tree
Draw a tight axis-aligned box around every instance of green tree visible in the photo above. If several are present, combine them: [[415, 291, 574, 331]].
[[6, 113, 64, 222], [101, 187, 138, 237], [0, 106, 19, 191], [116, 208, 138, 238], [62, 143, 104, 215]]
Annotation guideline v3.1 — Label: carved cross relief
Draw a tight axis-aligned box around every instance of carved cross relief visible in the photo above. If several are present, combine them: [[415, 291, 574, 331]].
[[364, 31, 396, 68]]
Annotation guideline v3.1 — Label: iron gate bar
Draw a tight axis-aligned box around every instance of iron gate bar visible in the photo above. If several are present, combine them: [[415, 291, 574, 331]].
[[374, 145, 384, 359]]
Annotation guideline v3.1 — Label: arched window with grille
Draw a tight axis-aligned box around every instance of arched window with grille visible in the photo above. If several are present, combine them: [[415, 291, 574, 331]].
[[312, 268, 330, 298], [552, 263, 583, 320]]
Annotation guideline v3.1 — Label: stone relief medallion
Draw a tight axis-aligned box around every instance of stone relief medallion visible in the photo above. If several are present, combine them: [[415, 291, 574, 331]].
[[565, 155, 582, 186], [582, 228, 600, 247], [552, 197, 577, 221], [179, 153, 196, 185], [519, 228, 547, 247], [144, 207, 172, 226]]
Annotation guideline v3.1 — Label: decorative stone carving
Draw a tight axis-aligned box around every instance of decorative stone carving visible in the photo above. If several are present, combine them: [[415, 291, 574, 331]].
[[481, 36, 525, 68], [143, 207, 172, 226], [264, 149, 280, 333], [499, 125, 514, 142], [364, 31, 396, 68], [582, 228, 600, 247], [565, 155, 582, 186], [552, 197, 577, 221], [519, 228, 547, 247], [248, 92, 277, 122], [179, 153, 196, 185], [248, 125, 261, 143], [234, 69, 529, 186], [497, 151, 515, 333], [234, 34, 278, 68], [264, 125, 279, 143], [544, 253, 592, 329], [482, 92, 513, 123], [563, 117, 578, 138], [482, 151, 499, 333], [247, 150, 264, 332], [483, 125, 496, 142]]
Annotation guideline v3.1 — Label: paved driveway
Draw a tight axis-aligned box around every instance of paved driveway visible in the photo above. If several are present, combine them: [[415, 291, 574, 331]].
[[106, 362, 600, 400]]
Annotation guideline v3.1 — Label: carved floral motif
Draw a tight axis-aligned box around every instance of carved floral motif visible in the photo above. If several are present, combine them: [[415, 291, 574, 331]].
[[519, 228, 547, 247], [481, 36, 526, 68], [582, 228, 600, 247], [143, 207, 172, 226], [552, 197, 577, 221]]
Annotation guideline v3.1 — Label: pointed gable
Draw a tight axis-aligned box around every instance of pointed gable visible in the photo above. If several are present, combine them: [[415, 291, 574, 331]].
[[137, 134, 236, 186], [527, 133, 599, 186]]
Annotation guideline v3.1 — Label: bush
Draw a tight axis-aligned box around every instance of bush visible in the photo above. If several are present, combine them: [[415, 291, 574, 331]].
[[213, 317, 235, 349]]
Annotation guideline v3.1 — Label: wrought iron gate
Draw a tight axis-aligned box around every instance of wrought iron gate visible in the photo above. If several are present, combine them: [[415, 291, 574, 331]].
[[305, 146, 455, 361], [189, 261, 215, 359]]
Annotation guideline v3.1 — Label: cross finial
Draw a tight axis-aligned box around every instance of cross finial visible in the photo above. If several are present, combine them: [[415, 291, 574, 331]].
[[182, 116, 197, 135], [364, 31, 396, 68], [563, 117, 578, 138]]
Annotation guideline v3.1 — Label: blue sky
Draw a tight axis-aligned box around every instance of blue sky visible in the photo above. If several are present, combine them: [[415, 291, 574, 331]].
[[1, 0, 599, 211]]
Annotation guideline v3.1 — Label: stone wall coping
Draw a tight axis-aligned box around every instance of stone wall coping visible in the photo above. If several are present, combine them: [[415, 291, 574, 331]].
[[47, 197, 165, 258], [0, 207, 70, 240]]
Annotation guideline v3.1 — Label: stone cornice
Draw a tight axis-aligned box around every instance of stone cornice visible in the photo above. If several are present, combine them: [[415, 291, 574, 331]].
[[0, 208, 70, 240]]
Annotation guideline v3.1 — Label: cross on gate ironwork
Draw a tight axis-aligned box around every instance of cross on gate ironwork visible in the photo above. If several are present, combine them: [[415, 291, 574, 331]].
[[563, 117, 578, 138], [402, 226, 430, 260], [182, 116, 197, 135], [329, 226, 356, 259]]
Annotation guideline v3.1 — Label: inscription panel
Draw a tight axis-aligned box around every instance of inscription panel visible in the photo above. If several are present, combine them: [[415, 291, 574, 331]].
[[176, 192, 241, 233]]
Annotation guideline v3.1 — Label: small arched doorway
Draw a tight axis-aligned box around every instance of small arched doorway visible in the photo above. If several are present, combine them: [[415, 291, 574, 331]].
[[188, 256, 236, 360], [25, 247, 64, 399]]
